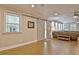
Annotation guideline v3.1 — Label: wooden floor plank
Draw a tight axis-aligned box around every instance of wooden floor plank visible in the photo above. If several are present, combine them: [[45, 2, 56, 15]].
[[0, 39, 79, 55]]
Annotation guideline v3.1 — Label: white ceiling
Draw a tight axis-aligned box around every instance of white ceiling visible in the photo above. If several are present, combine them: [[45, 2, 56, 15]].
[[2, 4, 79, 23]]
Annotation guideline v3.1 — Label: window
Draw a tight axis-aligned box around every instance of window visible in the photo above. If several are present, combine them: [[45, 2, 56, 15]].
[[58, 23, 61, 31], [5, 13, 20, 32], [70, 23, 77, 31], [60, 23, 63, 31], [51, 22, 55, 31], [63, 23, 70, 31], [55, 22, 58, 31], [51, 21, 63, 31], [63, 23, 77, 31]]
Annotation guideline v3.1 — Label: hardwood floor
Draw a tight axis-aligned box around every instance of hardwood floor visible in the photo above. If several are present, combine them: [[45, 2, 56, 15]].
[[0, 39, 79, 55]]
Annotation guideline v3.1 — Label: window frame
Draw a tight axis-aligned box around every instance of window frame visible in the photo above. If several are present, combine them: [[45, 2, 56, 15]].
[[4, 11, 22, 33], [70, 23, 77, 31]]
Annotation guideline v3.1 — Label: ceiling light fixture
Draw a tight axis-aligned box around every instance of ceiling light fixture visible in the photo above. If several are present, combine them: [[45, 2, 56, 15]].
[[73, 15, 78, 19], [54, 13, 59, 16], [73, 11, 79, 19], [31, 5, 35, 7]]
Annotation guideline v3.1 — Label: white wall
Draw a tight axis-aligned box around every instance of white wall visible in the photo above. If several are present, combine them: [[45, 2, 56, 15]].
[[0, 6, 38, 48]]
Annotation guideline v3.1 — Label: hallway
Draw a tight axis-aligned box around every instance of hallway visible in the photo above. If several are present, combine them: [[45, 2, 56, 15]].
[[0, 39, 79, 55]]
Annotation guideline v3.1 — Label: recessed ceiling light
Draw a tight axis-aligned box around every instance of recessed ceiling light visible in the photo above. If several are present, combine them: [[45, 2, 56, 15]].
[[54, 13, 59, 16], [73, 15, 78, 19], [31, 5, 35, 7]]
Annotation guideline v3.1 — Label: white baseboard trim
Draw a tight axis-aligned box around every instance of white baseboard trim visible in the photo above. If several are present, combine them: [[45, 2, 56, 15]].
[[37, 39, 44, 41], [0, 40, 38, 51]]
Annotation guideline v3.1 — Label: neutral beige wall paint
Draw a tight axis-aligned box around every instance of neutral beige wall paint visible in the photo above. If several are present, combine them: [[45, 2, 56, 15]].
[[0, 6, 38, 48], [37, 20, 45, 40], [47, 21, 51, 39]]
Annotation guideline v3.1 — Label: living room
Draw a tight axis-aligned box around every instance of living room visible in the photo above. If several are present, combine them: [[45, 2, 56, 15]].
[[0, 4, 79, 55]]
